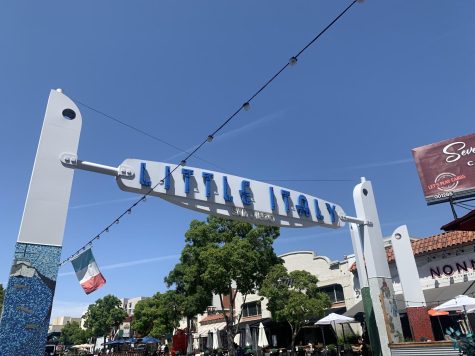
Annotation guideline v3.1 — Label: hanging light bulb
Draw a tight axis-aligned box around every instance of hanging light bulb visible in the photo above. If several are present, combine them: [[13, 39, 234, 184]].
[[159, 179, 165, 185], [180, 160, 187, 166], [105, 228, 109, 233], [127, 209, 132, 214], [242, 102, 251, 111], [115, 219, 120, 225], [207, 135, 214, 142], [289, 57, 298, 66]]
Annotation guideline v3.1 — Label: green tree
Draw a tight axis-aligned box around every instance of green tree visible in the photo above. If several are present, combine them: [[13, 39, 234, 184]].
[[83, 295, 128, 349], [173, 216, 281, 356], [165, 238, 214, 353], [59, 321, 89, 346], [132, 290, 183, 338], [0, 284, 4, 313], [260, 265, 330, 356]]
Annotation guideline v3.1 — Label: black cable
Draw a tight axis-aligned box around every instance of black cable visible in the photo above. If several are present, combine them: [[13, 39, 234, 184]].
[[60, 0, 360, 266], [74, 99, 223, 170]]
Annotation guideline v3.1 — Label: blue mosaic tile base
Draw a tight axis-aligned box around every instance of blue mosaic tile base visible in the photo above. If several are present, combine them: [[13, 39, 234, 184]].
[[0, 242, 61, 356]]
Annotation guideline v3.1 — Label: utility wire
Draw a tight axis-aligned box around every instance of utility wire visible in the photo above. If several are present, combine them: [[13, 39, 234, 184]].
[[60, 0, 360, 266], [74, 99, 223, 170]]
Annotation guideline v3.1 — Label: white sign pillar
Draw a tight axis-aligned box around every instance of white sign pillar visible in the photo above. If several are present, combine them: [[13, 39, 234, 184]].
[[353, 179, 403, 355], [391, 225, 434, 341], [0, 90, 82, 355]]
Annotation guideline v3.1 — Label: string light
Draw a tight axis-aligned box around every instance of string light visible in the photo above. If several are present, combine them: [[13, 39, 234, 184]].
[[59, 0, 360, 267]]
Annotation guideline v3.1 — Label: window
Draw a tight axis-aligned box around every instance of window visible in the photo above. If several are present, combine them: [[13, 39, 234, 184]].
[[242, 302, 261, 317], [317, 284, 344, 304]]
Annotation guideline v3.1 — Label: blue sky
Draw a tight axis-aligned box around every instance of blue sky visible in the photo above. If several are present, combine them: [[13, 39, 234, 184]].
[[1, 1, 474, 319]]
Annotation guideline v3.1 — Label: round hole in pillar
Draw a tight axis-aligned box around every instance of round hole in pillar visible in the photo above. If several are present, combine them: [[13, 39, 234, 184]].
[[362, 188, 368, 196], [62, 108, 76, 120]]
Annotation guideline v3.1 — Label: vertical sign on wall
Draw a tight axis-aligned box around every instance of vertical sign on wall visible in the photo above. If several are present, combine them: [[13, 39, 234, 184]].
[[0, 90, 82, 355]]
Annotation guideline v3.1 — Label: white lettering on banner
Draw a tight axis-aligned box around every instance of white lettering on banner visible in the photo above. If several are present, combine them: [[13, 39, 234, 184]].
[[231, 207, 276, 222], [443, 141, 475, 163], [116, 159, 345, 229]]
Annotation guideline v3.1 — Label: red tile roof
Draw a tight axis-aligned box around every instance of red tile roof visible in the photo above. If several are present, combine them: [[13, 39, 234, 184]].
[[349, 230, 475, 271], [200, 312, 230, 324], [386, 230, 475, 262]]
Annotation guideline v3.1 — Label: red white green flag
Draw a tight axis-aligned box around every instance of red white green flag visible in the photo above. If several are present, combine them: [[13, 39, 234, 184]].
[[71, 248, 106, 294]]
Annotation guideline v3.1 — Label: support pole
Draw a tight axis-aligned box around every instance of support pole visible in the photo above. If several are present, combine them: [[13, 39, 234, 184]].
[[353, 179, 403, 356], [0, 90, 82, 355], [391, 225, 434, 341], [349, 223, 382, 356]]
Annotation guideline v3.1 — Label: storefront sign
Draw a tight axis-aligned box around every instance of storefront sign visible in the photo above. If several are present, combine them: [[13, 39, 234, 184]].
[[429, 258, 475, 279], [412, 132, 475, 205], [117, 159, 345, 228]]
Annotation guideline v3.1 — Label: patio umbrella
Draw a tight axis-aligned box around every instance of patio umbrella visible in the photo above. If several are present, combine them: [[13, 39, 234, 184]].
[[434, 295, 475, 333], [142, 336, 160, 344], [315, 313, 355, 345], [207, 330, 213, 350], [257, 323, 269, 349], [213, 328, 221, 350], [428, 309, 449, 336], [125, 337, 138, 344], [234, 333, 241, 346], [105, 340, 126, 345], [245, 324, 253, 348], [434, 295, 475, 311]]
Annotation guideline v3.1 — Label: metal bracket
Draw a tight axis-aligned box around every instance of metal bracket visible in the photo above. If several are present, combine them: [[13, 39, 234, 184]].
[[339, 215, 373, 226], [60, 153, 134, 178]]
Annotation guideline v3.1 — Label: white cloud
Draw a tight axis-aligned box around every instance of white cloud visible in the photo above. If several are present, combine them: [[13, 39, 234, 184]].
[[165, 110, 285, 162], [69, 197, 138, 210], [59, 254, 180, 277], [345, 158, 413, 170]]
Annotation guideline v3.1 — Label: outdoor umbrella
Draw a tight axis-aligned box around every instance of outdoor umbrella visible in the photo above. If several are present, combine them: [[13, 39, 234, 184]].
[[434, 295, 475, 311], [125, 337, 138, 344], [213, 328, 221, 350], [142, 336, 160, 344], [105, 340, 126, 345], [428, 309, 449, 336], [245, 324, 253, 348], [257, 323, 269, 349], [234, 333, 241, 346], [435, 295, 475, 333], [315, 313, 355, 345], [207, 331, 213, 350]]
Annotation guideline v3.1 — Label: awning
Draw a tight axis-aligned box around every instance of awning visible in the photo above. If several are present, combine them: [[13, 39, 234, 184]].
[[441, 210, 475, 232], [197, 322, 227, 337], [345, 281, 475, 317]]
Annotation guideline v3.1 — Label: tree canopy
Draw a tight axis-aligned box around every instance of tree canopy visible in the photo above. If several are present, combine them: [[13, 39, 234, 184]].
[[59, 321, 89, 346], [132, 291, 183, 338], [83, 295, 127, 346], [170, 216, 281, 356], [260, 264, 330, 355]]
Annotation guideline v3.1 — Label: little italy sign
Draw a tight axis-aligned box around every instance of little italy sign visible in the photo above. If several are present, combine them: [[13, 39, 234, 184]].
[[116, 159, 345, 229]]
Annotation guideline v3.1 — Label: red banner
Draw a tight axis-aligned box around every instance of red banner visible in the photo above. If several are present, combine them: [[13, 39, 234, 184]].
[[412, 133, 475, 205]]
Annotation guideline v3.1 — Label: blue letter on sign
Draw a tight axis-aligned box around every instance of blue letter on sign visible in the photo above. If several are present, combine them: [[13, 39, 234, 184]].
[[269, 187, 276, 211], [281, 190, 291, 213], [181, 169, 194, 194], [239, 180, 252, 206], [223, 176, 233, 202], [326, 203, 338, 224], [164, 166, 171, 191], [140, 162, 151, 187], [202, 172, 214, 198], [296, 195, 310, 217], [314, 200, 324, 222]]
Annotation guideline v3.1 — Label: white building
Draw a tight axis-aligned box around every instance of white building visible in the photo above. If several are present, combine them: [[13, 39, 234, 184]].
[[120, 296, 148, 316], [48, 316, 82, 333]]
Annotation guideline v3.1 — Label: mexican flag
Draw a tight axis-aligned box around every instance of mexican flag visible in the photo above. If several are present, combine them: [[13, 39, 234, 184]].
[[71, 248, 106, 294]]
